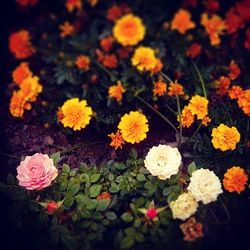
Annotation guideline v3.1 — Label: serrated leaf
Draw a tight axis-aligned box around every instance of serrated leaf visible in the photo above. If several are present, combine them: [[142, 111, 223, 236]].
[[90, 184, 102, 198], [120, 236, 134, 249], [121, 212, 134, 223]]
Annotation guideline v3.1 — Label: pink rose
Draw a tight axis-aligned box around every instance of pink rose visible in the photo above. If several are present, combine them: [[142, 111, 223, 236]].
[[17, 153, 58, 190]]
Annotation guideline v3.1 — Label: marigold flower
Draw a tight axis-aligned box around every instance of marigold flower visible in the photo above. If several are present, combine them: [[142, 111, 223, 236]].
[[150, 59, 163, 75], [102, 54, 118, 69], [211, 124, 240, 151], [108, 81, 125, 102], [118, 111, 149, 144], [117, 46, 133, 60], [201, 13, 226, 46], [16, 0, 38, 7], [201, 116, 211, 126], [225, 10, 243, 34], [237, 90, 250, 116], [228, 60, 241, 80], [9, 30, 35, 59], [180, 217, 203, 242], [107, 4, 131, 22], [228, 85, 244, 100], [60, 98, 93, 131], [113, 14, 145, 46], [168, 82, 184, 96], [153, 80, 167, 97], [188, 95, 208, 120], [132, 47, 157, 72], [108, 131, 124, 150], [223, 166, 248, 194], [65, 0, 82, 12], [204, 0, 220, 13], [179, 106, 195, 128], [12, 62, 32, 85], [171, 9, 195, 34], [100, 36, 114, 52], [75, 55, 90, 71], [59, 22, 75, 38], [186, 43, 202, 58], [97, 192, 112, 201], [216, 76, 231, 96]]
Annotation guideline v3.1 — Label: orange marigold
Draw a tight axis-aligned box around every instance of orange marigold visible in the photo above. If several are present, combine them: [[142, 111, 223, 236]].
[[228, 60, 241, 80], [228, 85, 244, 100], [150, 59, 163, 75], [180, 217, 203, 242], [108, 131, 125, 150], [65, 0, 82, 12], [153, 80, 167, 97], [237, 90, 250, 116], [102, 54, 118, 69], [225, 10, 243, 34], [171, 9, 195, 34], [100, 36, 114, 53], [186, 43, 202, 58], [216, 76, 231, 96], [59, 22, 75, 38], [179, 106, 195, 128], [9, 30, 35, 59], [107, 4, 131, 22], [168, 82, 184, 96], [188, 95, 209, 120], [12, 62, 32, 85], [201, 13, 226, 46], [97, 192, 112, 201], [223, 166, 248, 193], [108, 81, 126, 102], [201, 116, 211, 126], [75, 55, 90, 71], [16, 0, 38, 7]]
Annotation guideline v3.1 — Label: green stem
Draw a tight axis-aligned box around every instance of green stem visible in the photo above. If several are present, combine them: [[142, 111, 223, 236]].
[[191, 61, 207, 99], [135, 95, 180, 136], [92, 60, 117, 81], [184, 122, 203, 145], [160, 72, 173, 83], [2, 153, 21, 159], [176, 95, 182, 147]]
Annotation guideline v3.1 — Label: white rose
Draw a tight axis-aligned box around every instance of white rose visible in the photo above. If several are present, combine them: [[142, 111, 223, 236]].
[[170, 192, 198, 221], [187, 168, 223, 204], [144, 144, 181, 180]]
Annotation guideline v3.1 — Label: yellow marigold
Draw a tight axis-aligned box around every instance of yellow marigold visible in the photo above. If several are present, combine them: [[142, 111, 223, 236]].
[[171, 9, 195, 34], [228, 85, 243, 100], [153, 80, 167, 97], [60, 98, 93, 131], [108, 131, 125, 150], [132, 47, 157, 71], [118, 111, 149, 144], [12, 62, 32, 85], [211, 124, 240, 151], [65, 0, 82, 12], [9, 90, 31, 118], [59, 22, 75, 38], [75, 55, 90, 71], [179, 106, 195, 128], [188, 95, 208, 120], [168, 82, 184, 96], [9, 30, 35, 59], [223, 166, 248, 194], [113, 14, 145, 46], [108, 81, 126, 102], [237, 90, 250, 116], [201, 13, 226, 46]]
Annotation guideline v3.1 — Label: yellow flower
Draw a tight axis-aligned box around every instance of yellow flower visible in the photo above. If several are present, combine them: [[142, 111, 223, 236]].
[[113, 14, 145, 46], [153, 80, 167, 97], [60, 98, 93, 131], [118, 111, 149, 144], [188, 95, 208, 120], [108, 81, 126, 102], [211, 124, 240, 151], [132, 46, 157, 71]]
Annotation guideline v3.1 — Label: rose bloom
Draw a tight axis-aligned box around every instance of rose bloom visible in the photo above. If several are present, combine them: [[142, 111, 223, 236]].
[[171, 9, 195, 34], [17, 153, 58, 190], [211, 124, 240, 151], [132, 47, 157, 72], [187, 168, 223, 204], [146, 208, 158, 220], [113, 14, 145, 46], [60, 98, 93, 131], [12, 62, 32, 85], [118, 111, 149, 144], [188, 95, 208, 120], [179, 106, 195, 128], [223, 166, 248, 193], [144, 144, 181, 180], [180, 217, 203, 242], [108, 81, 126, 102], [170, 192, 198, 221]]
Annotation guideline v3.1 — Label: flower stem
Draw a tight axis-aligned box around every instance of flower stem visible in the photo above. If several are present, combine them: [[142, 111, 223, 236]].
[[160, 72, 173, 83], [176, 95, 182, 147], [92, 60, 117, 81]]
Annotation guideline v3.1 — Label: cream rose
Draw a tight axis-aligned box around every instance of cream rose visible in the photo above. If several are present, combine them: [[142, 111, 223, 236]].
[[144, 144, 181, 180], [187, 168, 223, 204]]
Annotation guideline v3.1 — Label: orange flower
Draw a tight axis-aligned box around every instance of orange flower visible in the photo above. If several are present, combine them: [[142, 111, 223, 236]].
[[201, 116, 211, 126], [75, 55, 90, 71], [100, 36, 114, 53], [228, 60, 241, 80], [12, 62, 32, 85], [216, 76, 231, 96], [107, 4, 131, 22], [201, 13, 226, 46], [59, 22, 75, 38], [9, 30, 35, 59], [188, 95, 209, 120], [150, 59, 163, 75], [153, 80, 167, 97], [65, 0, 82, 12], [237, 90, 250, 116], [186, 43, 202, 58], [16, 0, 38, 7], [108, 131, 125, 150], [223, 166, 248, 193], [180, 217, 203, 242], [179, 106, 195, 128], [225, 10, 243, 34], [97, 192, 112, 201], [171, 9, 195, 34], [102, 54, 118, 69], [228, 85, 244, 100], [168, 82, 184, 96], [108, 81, 126, 102], [57, 108, 64, 122]]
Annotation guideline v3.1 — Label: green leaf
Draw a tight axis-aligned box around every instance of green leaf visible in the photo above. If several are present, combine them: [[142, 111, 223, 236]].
[[86, 199, 98, 210], [134, 232, 144, 242], [120, 236, 134, 249], [50, 152, 61, 165], [90, 174, 101, 183], [75, 194, 91, 205], [90, 184, 102, 198], [96, 199, 110, 212], [109, 183, 119, 193], [106, 211, 117, 221], [114, 162, 126, 170], [64, 196, 74, 208], [62, 164, 70, 174], [188, 162, 197, 175], [124, 227, 135, 236], [163, 187, 172, 196], [136, 173, 146, 182], [121, 212, 134, 223], [68, 183, 80, 195], [130, 148, 138, 159]]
